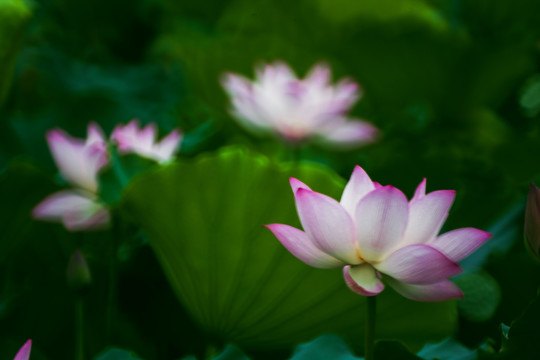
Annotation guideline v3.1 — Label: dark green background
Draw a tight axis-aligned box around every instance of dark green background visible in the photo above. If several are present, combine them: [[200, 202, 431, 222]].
[[1, 0, 540, 358]]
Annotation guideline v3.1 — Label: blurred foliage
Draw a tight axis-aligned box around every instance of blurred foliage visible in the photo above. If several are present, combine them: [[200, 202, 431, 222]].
[[0, 0, 539, 358], [0, 0, 30, 105]]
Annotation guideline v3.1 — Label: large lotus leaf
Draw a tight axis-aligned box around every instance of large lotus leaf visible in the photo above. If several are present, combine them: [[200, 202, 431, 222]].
[[315, 0, 446, 29], [291, 334, 361, 360], [120, 146, 456, 349], [94, 348, 142, 360]]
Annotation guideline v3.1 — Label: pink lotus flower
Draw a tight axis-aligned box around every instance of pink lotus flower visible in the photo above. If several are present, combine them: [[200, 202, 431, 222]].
[[33, 123, 110, 231], [14, 339, 31, 360], [222, 61, 378, 148], [111, 120, 182, 163], [266, 166, 491, 302]]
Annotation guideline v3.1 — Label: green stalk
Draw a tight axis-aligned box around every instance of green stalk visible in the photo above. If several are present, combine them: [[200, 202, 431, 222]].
[[365, 296, 377, 360], [106, 223, 119, 342], [76, 299, 84, 360], [291, 146, 302, 163]]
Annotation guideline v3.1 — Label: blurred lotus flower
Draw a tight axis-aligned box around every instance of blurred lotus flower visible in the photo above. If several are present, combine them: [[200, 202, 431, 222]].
[[222, 61, 378, 148], [14, 339, 31, 360], [266, 166, 491, 302], [33, 123, 110, 231], [46, 123, 108, 192], [111, 120, 182, 163], [525, 182, 540, 260]]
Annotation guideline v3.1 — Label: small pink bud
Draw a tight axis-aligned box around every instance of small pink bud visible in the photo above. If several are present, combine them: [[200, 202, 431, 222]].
[[525, 183, 540, 260]]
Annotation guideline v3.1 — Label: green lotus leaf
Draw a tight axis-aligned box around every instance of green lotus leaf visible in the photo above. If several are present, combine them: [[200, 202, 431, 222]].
[[417, 337, 477, 360], [291, 334, 361, 360], [94, 348, 142, 360], [120, 146, 456, 350], [454, 271, 500, 323]]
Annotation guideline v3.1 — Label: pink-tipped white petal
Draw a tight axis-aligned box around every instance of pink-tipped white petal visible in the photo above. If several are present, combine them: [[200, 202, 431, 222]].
[[112, 120, 152, 153], [340, 165, 375, 217], [289, 178, 312, 193], [399, 190, 456, 248], [386, 277, 463, 302], [46, 129, 106, 192], [222, 73, 270, 132], [343, 264, 384, 296], [14, 339, 32, 360], [411, 178, 427, 202], [265, 224, 344, 268], [376, 244, 462, 285], [111, 121, 181, 163], [355, 186, 409, 262], [295, 188, 359, 264], [139, 122, 158, 149], [87, 122, 107, 145], [33, 191, 110, 231], [222, 73, 253, 99], [431, 228, 492, 262], [155, 129, 182, 162], [320, 120, 378, 148], [63, 204, 110, 232], [305, 63, 331, 87], [334, 78, 361, 106], [258, 61, 296, 85], [33, 190, 92, 220]]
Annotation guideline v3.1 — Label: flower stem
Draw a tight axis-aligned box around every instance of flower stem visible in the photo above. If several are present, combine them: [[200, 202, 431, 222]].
[[106, 224, 119, 342], [291, 146, 302, 163], [365, 296, 376, 360], [76, 299, 84, 360], [112, 150, 129, 186]]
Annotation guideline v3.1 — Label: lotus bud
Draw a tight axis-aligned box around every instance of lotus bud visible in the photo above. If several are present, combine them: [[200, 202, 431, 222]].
[[525, 183, 540, 260], [67, 249, 91, 292]]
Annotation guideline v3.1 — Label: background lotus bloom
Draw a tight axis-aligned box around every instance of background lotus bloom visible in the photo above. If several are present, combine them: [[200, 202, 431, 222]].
[[266, 166, 491, 302], [33, 123, 110, 231], [46, 123, 108, 192], [525, 182, 540, 260], [111, 120, 182, 163], [222, 61, 378, 148], [14, 339, 31, 360]]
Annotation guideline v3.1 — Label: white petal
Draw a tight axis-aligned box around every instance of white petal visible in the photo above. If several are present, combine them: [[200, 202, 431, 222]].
[[320, 119, 378, 149], [266, 224, 343, 268], [411, 178, 427, 202], [340, 165, 375, 217], [386, 277, 463, 302], [154, 129, 182, 163], [355, 186, 409, 262], [295, 188, 359, 264], [399, 190, 455, 248], [431, 227, 491, 262], [47, 130, 106, 192], [33, 190, 110, 231], [289, 177, 312, 193], [376, 244, 462, 285], [343, 264, 384, 296]]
